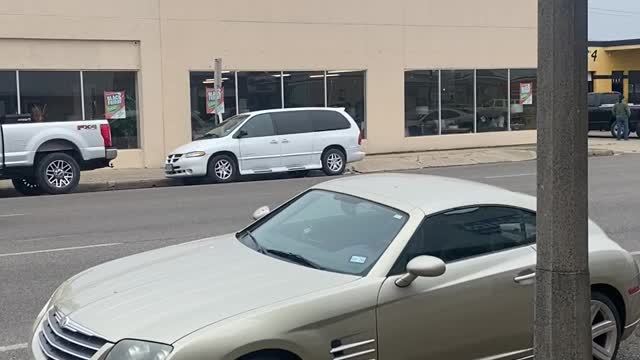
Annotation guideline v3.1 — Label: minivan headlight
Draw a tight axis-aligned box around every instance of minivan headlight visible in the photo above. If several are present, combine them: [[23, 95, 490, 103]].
[[185, 151, 206, 158], [106, 340, 172, 360]]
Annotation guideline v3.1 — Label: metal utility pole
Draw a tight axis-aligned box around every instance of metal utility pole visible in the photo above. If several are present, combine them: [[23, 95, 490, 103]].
[[214, 58, 223, 125], [535, 0, 590, 359]]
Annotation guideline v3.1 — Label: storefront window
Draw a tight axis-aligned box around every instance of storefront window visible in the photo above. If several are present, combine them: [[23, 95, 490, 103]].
[[327, 70, 366, 136], [476, 69, 508, 133], [440, 70, 474, 134], [237, 72, 282, 113], [19, 71, 82, 123], [83, 71, 139, 149], [190, 71, 237, 140], [0, 71, 17, 117], [405, 70, 440, 137], [284, 71, 325, 108], [510, 69, 537, 130]]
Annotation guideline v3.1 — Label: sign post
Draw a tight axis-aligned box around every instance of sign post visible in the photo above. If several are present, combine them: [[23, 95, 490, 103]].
[[214, 58, 223, 125]]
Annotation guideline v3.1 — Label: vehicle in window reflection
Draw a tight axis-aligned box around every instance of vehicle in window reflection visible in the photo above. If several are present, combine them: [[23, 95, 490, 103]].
[[32, 174, 640, 360], [165, 107, 365, 184]]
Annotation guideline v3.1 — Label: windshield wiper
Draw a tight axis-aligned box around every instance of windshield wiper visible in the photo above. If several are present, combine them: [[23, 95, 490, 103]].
[[242, 230, 265, 254], [264, 249, 325, 270]]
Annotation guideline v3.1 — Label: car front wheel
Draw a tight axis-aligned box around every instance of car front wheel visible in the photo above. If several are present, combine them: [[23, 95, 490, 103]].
[[35, 153, 81, 195], [207, 154, 237, 183], [591, 291, 622, 360]]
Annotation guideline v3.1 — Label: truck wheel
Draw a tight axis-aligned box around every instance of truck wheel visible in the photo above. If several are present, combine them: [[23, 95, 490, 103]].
[[35, 153, 81, 195], [11, 177, 43, 196], [610, 122, 618, 138]]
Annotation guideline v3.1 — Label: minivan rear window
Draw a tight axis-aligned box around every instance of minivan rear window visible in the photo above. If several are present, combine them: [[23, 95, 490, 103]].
[[311, 110, 351, 132]]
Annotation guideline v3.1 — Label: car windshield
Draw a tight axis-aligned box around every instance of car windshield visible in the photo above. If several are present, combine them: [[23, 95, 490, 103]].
[[196, 115, 248, 140], [238, 190, 408, 275]]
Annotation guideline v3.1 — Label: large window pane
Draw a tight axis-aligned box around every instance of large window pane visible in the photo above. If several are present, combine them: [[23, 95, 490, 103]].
[[190, 71, 237, 140], [327, 70, 366, 136], [0, 71, 17, 117], [84, 71, 139, 149], [237, 72, 282, 113], [284, 71, 324, 108], [19, 71, 82, 123], [440, 70, 474, 134], [510, 69, 537, 130], [404, 70, 439, 137], [476, 69, 508, 133]]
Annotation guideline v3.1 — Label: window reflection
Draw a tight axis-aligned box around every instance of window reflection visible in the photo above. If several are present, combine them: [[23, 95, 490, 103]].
[[284, 71, 324, 108], [510, 69, 537, 130], [237, 72, 282, 113], [476, 69, 508, 132], [84, 71, 139, 149], [0, 71, 17, 117], [19, 71, 82, 123], [405, 70, 439, 137], [327, 70, 366, 136], [189, 71, 237, 140], [440, 70, 474, 134]]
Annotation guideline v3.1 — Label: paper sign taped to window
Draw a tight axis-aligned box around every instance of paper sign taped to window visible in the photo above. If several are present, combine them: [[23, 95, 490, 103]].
[[104, 91, 126, 119], [520, 83, 533, 105]]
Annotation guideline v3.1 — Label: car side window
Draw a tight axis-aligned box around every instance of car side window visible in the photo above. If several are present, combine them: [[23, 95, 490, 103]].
[[272, 111, 313, 135], [238, 114, 275, 138], [390, 206, 536, 275], [310, 110, 351, 132], [442, 110, 459, 119]]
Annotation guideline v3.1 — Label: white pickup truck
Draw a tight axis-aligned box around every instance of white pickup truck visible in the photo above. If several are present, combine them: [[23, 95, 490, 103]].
[[0, 114, 117, 195]]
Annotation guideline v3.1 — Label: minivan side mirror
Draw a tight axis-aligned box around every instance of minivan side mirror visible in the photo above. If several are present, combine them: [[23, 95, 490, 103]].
[[252, 206, 270, 221], [236, 130, 248, 139], [395, 255, 446, 288]]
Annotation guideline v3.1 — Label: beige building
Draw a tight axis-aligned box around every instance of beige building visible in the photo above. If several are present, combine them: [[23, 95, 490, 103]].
[[0, 0, 538, 169]]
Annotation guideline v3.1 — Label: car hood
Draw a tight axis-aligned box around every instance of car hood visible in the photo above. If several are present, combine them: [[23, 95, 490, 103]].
[[52, 235, 358, 344], [169, 140, 219, 155]]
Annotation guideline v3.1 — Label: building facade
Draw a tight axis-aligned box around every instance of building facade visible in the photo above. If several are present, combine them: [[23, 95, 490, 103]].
[[588, 40, 640, 104], [0, 0, 538, 168]]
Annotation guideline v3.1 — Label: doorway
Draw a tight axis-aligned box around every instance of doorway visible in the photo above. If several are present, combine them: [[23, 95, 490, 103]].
[[629, 71, 640, 104], [612, 71, 624, 94]]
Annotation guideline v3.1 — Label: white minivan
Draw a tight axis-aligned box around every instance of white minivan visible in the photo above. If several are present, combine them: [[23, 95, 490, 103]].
[[165, 107, 365, 183]]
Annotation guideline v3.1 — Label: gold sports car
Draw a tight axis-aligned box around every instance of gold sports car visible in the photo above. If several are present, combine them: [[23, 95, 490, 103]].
[[31, 174, 640, 360]]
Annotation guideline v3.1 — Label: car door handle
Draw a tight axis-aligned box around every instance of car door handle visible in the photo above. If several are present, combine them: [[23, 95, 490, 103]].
[[514, 271, 536, 284], [270, 140, 279, 144], [281, 139, 290, 144]]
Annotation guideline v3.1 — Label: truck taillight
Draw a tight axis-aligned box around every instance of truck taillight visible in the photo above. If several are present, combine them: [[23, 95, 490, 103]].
[[358, 131, 363, 145], [100, 124, 113, 148]]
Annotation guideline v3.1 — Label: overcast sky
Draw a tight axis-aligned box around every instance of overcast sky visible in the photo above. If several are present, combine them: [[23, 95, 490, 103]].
[[589, 0, 640, 41]]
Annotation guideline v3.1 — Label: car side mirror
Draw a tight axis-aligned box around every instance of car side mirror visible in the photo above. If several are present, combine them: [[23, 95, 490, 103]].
[[252, 206, 270, 221], [395, 255, 446, 288], [236, 130, 248, 139]]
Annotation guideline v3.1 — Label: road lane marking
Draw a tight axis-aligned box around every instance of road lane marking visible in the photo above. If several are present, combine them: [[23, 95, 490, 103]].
[[0, 213, 25, 218], [0, 343, 28, 352], [483, 173, 536, 179], [0, 243, 121, 258]]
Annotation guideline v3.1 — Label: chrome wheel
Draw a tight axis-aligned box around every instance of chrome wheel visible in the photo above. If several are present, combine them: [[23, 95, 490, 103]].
[[214, 159, 233, 180], [327, 153, 343, 172], [591, 299, 618, 360], [45, 160, 74, 188]]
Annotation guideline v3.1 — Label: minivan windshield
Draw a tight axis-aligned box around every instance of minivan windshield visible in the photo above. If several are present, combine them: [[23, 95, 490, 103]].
[[196, 115, 248, 140], [238, 190, 408, 275]]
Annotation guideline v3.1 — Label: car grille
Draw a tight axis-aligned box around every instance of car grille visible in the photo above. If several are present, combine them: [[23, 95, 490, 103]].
[[38, 309, 108, 360], [167, 154, 183, 163]]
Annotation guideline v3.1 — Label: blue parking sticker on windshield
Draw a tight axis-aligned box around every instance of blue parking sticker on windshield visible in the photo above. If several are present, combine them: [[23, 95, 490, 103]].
[[350, 255, 367, 264]]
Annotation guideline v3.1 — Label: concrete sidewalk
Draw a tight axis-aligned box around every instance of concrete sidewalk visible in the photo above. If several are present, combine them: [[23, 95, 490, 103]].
[[0, 137, 636, 197]]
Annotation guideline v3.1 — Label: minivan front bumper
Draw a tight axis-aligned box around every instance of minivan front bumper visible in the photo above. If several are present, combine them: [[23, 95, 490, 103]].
[[164, 155, 208, 178]]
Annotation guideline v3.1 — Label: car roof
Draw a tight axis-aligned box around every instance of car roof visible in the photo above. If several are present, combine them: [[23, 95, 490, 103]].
[[313, 173, 537, 215], [241, 107, 346, 117]]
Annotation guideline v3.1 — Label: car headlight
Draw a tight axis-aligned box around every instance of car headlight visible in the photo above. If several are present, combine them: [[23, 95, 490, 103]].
[[106, 340, 172, 360], [185, 151, 206, 158]]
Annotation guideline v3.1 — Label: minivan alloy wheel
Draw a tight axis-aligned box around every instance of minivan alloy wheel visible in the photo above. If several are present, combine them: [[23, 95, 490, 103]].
[[214, 159, 233, 180], [46, 160, 75, 188], [591, 299, 618, 360], [327, 153, 343, 172]]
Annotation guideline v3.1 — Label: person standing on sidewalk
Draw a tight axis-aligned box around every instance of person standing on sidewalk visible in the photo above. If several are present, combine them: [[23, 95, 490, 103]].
[[612, 95, 631, 140]]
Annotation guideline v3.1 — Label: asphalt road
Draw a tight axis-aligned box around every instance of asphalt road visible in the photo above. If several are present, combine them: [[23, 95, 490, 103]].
[[1, 154, 640, 359]]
